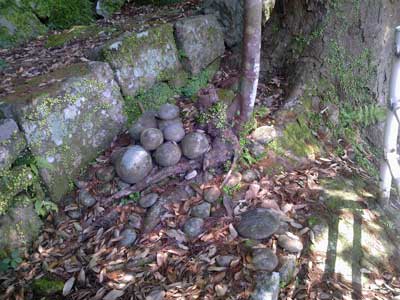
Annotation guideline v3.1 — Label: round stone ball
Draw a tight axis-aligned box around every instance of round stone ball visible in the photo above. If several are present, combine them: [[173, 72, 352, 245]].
[[115, 145, 153, 184], [140, 128, 164, 151], [181, 132, 210, 159], [154, 142, 182, 167], [129, 111, 158, 141], [158, 103, 180, 120], [158, 118, 183, 131], [163, 123, 185, 142]]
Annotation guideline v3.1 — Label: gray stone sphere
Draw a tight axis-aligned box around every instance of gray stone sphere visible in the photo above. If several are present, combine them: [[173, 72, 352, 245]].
[[129, 111, 158, 140], [115, 145, 153, 184], [140, 128, 164, 151], [181, 132, 210, 159], [154, 142, 182, 167], [163, 123, 185, 142], [158, 118, 183, 131], [158, 103, 180, 120]]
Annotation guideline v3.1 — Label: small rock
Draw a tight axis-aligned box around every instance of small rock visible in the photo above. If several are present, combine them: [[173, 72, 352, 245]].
[[215, 284, 228, 297], [140, 128, 164, 151], [96, 182, 113, 195], [128, 213, 142, 229], [275, 222, 289, 235], [252, 248, 278, 271], [252, 272, 280, 300], [158, 103, 180, 120], [119, 229, 137, 247], [191, 202, 211, 218], [216, 255, 236, 267], [183, 217, 204, 238], [251, 126, 277, 145], [279, 255, 297, 287], [158, 118, 183, 131], [249, 141, 265, 158], [203, 171, 214, 183], [290, 221, 303, 229], [236, 208, 280, 240], [185, 170, 198, 180], [79, 190, 97, 208], [278, 234, 303, 253], [204, 186, 221, 203], [163, 123, 185, 142], [181, 132, 210, 159], [129, 111, 158, 140], [139, 193, 159, 208], [163, 186, 192, 202], [225, 171, 242, 187], [154, 142, 182, 167], [146, 290, 165, 300], [242, 169, 258, 183], [115, 145, 153, 184], [67, 209, 82, 220], [117, 179, 130, 190], [96, 166, 115, 182], [143, 199, 166, 233]]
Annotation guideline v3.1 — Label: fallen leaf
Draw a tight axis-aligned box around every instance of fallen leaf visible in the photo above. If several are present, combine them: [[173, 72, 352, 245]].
[[62, 276, 75, 296], [103, 289, 124, 300]]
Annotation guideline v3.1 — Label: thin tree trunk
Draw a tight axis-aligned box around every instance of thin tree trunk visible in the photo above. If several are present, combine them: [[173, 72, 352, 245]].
[[238, 0, 263, 125]]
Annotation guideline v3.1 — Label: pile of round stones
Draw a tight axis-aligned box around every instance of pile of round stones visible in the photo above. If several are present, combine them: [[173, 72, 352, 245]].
[[114, 103, 210, 184]]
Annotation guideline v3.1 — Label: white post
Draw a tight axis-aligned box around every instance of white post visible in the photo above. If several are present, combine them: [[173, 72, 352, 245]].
[[380, 26, 400, 206]]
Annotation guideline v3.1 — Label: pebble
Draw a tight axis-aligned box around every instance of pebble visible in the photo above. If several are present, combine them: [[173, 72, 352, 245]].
[[275, 221, 290, 235], [278, 234, 303, 253], [145, 290, 165, 300], [249, 141, 265, 158], [67, 209, 82, 220], [96, 166, 115, 182], [215, 284, 228, 297], [158, 103, 180, 120], [154, 142, 182, 167], [140, 128, 164, 151], [143, 199, 166, 233], [119, 229, 137, 247], [191, 202, 211, 218], [279, 255, 297, 286], [216, 255, 236, 267], [163, 123, 185, 142], [203, 186, 221, 203], [185, 170, 198, 180], [181, 132, 210, 159], [290, 221, 303, 229], [242, 169, 258, 183], [117, 179, 130, 190], [128, 213, 142, 229], [235, 208, 280, 240], [96, 183, 113, 195], [183, 218, 204, 238], [79, 190, 97, 208], [139, 193, 159, 208], [252, 248, 278, 271]]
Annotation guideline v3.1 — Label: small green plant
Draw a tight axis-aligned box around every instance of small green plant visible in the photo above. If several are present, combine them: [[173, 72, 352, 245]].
[[120, 192, 140, 205], [0, 250, 22, 272], [254, 106, 270, 119], [223, 160, 232, 173], [197, 102, 228, 129], [34, 198, 58, 217], [222, 183, 241, 197]]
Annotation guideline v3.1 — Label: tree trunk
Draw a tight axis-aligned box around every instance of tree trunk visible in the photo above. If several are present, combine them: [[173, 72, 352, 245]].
[[238, 0, 263, 125]]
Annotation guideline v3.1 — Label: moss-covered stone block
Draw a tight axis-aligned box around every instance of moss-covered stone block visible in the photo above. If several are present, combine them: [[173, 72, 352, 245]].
[[0, 118, 26, 172], [0, 1, 47, 48], [6, 62, 126, 201], [174, 15, 225, 74], [96, 0, 126, 18], [0, 202, 42, 251], [101, 23, 182, 97]]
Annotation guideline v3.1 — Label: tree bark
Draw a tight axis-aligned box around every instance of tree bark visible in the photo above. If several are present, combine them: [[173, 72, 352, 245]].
[[238, 0, 263, 125]]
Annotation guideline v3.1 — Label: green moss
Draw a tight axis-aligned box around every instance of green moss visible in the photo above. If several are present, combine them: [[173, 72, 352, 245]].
[[134, 0, 184, 6], [197, 101, 228, 129], [124, 82, 176, 124], [24, 0, 94, 30], [32, 277, 64, 296]]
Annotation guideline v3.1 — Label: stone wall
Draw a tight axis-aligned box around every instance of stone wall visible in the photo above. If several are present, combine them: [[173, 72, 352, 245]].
[[0, 14, 225, 252]]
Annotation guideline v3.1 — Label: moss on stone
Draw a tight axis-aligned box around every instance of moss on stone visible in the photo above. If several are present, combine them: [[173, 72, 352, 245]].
[[134, 0, 184, 6], [32, 277, 64, 296]]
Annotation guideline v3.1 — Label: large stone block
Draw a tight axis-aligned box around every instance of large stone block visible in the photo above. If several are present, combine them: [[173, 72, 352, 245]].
[[0, 1, 47, 48], [0, 118, 26, 172], [101, 24, 181, 97], [174, 15, 225, 74], [7, 62, 126, 201]]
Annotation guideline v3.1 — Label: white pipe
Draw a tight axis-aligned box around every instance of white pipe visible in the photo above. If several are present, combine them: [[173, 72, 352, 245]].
[[380, 26, 400, 206]]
